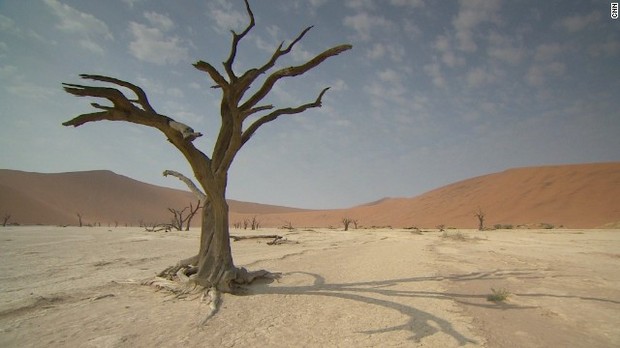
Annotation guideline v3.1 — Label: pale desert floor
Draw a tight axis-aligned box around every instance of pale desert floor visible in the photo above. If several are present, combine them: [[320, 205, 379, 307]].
[[1, 226, 619, 347]]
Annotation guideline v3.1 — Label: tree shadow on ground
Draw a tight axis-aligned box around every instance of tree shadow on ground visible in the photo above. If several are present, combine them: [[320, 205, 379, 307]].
[[247, 268, 617, 345]]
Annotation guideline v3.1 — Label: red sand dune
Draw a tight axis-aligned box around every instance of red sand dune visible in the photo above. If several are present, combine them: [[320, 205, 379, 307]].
[[0, 169, 306, 227], [1, 162, 619, 228], [234, 162, 620, 229]]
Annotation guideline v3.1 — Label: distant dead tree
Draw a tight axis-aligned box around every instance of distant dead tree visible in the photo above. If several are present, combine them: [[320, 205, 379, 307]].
[[352, 219, 359, 229], [168, 200, 203, 231], [61, 0, 351, 301], [474, 207, 485, 231], [282, 221, 293, 230], [2, 213, 11, 227], [168, 207, 189, 231], [185, 200, 202, 231], [342, 218, 353, 231], [76, 213, 83, 227], [243, 219, 249, 230], [250, 215, 260, 230]]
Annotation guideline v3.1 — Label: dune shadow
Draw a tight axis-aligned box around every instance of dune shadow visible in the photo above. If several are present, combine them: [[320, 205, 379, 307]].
[[247, 268, 618, 345]]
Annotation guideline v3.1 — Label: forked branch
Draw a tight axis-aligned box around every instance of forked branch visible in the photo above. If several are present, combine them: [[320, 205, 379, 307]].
[[223, 0, 255, 81], [78, 74, 156, 114], [194, 61, 229, 90], [238, 26, 314, 90], [241, 87, 330, 145], [241, 44, 352, 110]]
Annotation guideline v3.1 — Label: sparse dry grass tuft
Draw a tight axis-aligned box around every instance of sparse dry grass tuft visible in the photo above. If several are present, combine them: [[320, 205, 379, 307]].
[[441, 231, 468, 241], [487, 288, 510, 302]]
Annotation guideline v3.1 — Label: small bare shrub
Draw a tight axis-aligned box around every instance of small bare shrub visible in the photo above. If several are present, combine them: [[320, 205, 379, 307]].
[[487, 288, 510, 302], [441, 231, 468, 241]]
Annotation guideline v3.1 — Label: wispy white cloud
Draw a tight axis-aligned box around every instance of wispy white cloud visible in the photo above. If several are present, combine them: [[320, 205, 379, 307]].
[[121, 0, 144, 8], [423, 61, 445, 88], [486, 31, 524, 65], [343, 12, 392, 41], [4, 71, 57, 100], [135, 76, 185, 98], [0, 14, 16, 32], [526, 61, 565, 87], [452, 0, 501, 52], [207, 0, 247, 33], [556, 11, 601, 33], [309, 0, 328, 9], [366, 42, 405, 62], [466, 66, 497, 88], [434, 34, 464, 67], [128, 12, 189, 65], [365, 68, 412, 108], [43, 0, 113, 54], [589, 40, 620, 57], [144, 12, 175, 31], [0, 14, 45, 42], [526, 41, 567, 87], [390, 0, 424, 8], [328, 79, 348, 92], [0, 42, 8, 57], [533, 43, 565, 61], [345, 0, 375, 10], [0, 64, 18, 78]]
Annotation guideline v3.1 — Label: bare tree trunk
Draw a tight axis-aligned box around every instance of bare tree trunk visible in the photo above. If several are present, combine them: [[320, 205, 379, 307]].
[[194, 195, 236, 291], [61, 0, 350, 297], [475, 208, 485, 231], [342, 218, 352, 231], [2, 214, 10, 227]]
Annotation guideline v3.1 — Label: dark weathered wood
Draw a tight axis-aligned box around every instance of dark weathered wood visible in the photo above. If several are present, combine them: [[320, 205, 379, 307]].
[[230, 234, 281, 241], [62, 0, 351, 293]]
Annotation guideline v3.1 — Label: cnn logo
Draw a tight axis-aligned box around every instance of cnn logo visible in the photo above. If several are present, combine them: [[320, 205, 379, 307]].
[[612, 3, 619, 19]]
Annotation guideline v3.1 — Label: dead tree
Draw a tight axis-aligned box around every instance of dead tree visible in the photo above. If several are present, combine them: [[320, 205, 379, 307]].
[[61, 0, 351, 295], [474, 207, 485, 231], [352, 219, 359, 229], [342, 218, 353, 231], [185, 200, 202, 231], [168, 206, 189, 231], [2, 214, 11, 227], [77, 213, 83, 227], [250, 215, 260, 230], [168, 200, 202, 231]]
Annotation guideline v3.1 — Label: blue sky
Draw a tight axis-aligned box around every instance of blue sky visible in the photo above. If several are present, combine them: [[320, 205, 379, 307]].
[[1, 0, 618, 209]]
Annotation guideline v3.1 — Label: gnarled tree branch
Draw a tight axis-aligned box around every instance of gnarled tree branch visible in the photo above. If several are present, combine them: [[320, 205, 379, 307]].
[[240, 44, 352, 111], [241, 87, 330, 145], [193, 61, 229, 90], [79, 74, 157, 114], [163, 170, 207, 201], [237, 26, 314, 95], [223, 0, 254, 81], [62, 75, 213, 193]]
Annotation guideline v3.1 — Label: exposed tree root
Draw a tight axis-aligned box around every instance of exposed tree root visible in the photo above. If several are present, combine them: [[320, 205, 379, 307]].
[[139, 259, 281, 324]]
